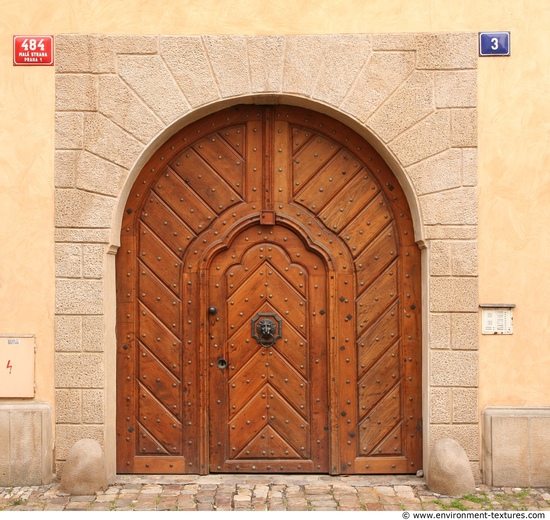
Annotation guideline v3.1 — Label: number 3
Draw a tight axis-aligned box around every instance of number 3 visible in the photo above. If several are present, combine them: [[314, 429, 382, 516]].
[[491, 37, 499, 50]]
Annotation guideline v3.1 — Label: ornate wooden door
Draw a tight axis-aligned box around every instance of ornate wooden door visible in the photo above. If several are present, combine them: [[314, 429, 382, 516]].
[[117, 105, 422, 475], [207, 225, 329, 472]]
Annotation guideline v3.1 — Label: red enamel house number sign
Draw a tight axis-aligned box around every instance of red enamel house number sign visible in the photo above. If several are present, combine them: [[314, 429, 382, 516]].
[[13, 35, 54, 66]]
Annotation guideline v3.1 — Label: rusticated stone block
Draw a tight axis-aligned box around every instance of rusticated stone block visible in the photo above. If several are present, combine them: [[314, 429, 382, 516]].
[[390, 110, 451, 166], [55, 188, 117, 228], [60, 439, 108, 495], [56, 389, 82, 423], [118, 55, 189, 125], [83, 244, 104, 279], [55, 243, 81, 278], [427, 438, 475, 495], [54, 228, 111, 244], [416, 33, 477, 70], [430, 241, 452, 276], [76, 151, 128, 197], [342, 51, 415, 121], [462, 148, 477, 186], [420, 187, 478, 225], [248, 36, 285, 93], [430, 388, 451, 424], [430, 313, 451, 349], [98, 76, 164, 145], [452, 108, 477, 147], [56, 74, 98, 111], [407, 149, 462, 195], [424, 225, 478, 241], [430, 424, 480, 461], [82, 390, 104, 424], [55, 353, 104, 388], [204, 35, 251, 98], [430, 277, 478, 313], [55, 112, 83, 149], [82, 316, 105, 352], [160, 36, 219, 108], [451, 241, 478, 276], [451, 313, 478, 350], [283, 35, 327, 97], [56, 424, 104, 461], [106, 35, 158, 54], [55, 279, 103, 315], [368, 71, 434, 142], [372, 34, 417, 51], [313, 34, 372, 107], [83, 113, 143, 169], [430, 350, 478, 387], [453, 388, 478, 423], [435, 70, 477, 108], [55, 35, 116, 74], [55, 151, 78, 188], [55, 315, 82, 352]]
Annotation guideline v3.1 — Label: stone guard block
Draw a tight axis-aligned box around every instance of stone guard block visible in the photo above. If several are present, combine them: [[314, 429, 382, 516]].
[[0, 402, 53, 485], [482, 407, 550, 487]]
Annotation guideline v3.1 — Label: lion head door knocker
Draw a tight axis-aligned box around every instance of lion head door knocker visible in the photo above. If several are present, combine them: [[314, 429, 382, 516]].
[[251, 313, 282, 347]]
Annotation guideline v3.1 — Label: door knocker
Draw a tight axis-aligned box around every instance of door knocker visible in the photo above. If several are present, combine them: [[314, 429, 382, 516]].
[[251, 313, 282, 346]]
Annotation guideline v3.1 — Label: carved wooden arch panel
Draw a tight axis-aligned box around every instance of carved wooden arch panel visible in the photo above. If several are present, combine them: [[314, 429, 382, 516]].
[[116, 104, 421, 475]]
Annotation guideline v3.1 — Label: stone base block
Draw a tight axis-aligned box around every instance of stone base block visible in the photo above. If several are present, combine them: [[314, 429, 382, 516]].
[[483, 407, 550, 487], [0, 402, 53, 485]]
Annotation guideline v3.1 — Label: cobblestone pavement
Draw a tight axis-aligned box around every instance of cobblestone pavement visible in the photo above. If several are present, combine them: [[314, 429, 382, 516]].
[[1, 474, 549, 512]]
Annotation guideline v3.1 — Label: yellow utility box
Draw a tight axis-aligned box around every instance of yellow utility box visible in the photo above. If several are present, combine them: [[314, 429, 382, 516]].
[[0, 335, 35, 398]]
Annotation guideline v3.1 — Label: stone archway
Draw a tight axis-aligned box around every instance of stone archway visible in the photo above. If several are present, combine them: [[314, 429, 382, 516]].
[[54, 33, 478, 479]]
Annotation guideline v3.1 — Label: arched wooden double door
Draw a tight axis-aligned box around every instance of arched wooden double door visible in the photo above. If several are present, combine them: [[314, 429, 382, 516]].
[[117, 105, 421, 475]]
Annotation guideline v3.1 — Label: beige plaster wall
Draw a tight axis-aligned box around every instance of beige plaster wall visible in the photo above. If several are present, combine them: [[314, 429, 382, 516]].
[[0, 0, 549, 460]]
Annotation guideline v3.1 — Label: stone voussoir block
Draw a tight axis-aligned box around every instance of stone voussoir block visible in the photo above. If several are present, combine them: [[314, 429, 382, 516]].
[[313, 34, 372, 107], [160, 36, 220, 108], [341, 51, 415, 122], [203, 35, 251, 99], [83, 112, 144, 169], [98, 75, 165, 144], [407, 148, 462, 196], [368, 70, 435, 143], [248, 36, 285, 94], [117, 54, 190, 125], [283, 35, 328, 97], [389, 110, 451, 166]]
